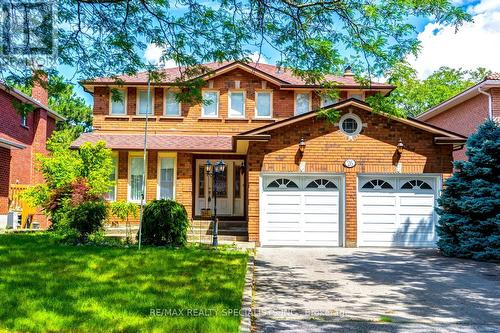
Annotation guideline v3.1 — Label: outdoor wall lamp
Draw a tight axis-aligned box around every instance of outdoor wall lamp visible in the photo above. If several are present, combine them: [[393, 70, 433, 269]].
[[299, 137, 306, 154], [396, 138, 405, 154], [205, 159, 226, 247]]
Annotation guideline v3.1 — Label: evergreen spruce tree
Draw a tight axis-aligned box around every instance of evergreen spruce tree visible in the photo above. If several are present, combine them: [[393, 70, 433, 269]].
[[436, 120, 500, 260]]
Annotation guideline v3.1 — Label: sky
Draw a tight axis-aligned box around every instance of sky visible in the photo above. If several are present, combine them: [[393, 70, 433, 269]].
[[72, 0, 500, 104]]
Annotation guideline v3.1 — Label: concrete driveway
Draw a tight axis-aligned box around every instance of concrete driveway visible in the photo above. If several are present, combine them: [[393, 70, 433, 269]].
[[254, 248, 500, 333]]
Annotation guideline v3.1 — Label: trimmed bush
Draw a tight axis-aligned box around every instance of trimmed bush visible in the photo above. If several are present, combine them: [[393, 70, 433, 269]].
[[68, 200, 109, 242], [141, 199, 189, 246]]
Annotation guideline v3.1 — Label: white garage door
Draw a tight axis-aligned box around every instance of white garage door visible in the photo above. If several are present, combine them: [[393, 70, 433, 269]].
[[260, 175, 342, 246], [358, 175, 440, 247]]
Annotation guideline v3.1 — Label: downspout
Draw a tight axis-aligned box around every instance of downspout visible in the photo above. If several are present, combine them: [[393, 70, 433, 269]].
[[478, 86, 493, 120]]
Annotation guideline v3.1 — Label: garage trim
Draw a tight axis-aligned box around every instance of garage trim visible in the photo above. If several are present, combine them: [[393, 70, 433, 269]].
[[356, 173, 442, 248], [260, 173, 345, 247]]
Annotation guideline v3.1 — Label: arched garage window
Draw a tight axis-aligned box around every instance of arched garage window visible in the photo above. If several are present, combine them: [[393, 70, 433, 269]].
[[267, 178, 299, 189], [306, 179, 337, 189], [362, 179, 393, 190], [401, 180, 432, 190]]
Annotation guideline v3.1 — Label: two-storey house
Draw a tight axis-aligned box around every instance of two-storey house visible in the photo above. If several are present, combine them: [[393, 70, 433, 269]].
[[0, 75, 63, 228], [75, 61, 466, 247]]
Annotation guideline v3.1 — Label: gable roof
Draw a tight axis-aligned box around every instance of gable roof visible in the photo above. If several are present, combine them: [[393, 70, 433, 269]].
[[0, 82, 65, 121], [81, 61, 394, 91], [240, 98, 467, 143], [417, 75, 500, 121]]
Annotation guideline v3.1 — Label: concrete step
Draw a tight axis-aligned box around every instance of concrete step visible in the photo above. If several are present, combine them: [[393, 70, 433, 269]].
[[188, 234, 248, 242]]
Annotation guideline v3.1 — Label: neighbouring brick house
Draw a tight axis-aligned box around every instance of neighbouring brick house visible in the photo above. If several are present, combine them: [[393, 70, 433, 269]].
[[74, 61, 466, 247], [417, 73, 500, 160], [0, 76, 64, 228]]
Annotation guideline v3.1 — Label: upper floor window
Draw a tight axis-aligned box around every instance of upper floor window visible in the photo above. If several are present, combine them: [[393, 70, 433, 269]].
[[321, 94, 337, 107], [110, 89, 126, 115], [165, 90, 181, 116], [137, 90, 153, 115], [228, 91, 245, 118], [295, 92, 311, 115], [202, 91, 219, 118], [255, 91, 272, 118], [20, 115, 28, 127]]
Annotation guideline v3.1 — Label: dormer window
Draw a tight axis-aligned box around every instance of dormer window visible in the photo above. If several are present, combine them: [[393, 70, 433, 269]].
[[137, 89, 153, 115], [165, 90, 181, 116], [321, 94, 337, 107], [348, 92, 364, 101], [110, 89, 126, 115]]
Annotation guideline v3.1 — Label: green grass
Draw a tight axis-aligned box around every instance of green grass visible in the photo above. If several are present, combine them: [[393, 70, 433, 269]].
[[0, 233, 248, 333], [378, 315, 393, 323]]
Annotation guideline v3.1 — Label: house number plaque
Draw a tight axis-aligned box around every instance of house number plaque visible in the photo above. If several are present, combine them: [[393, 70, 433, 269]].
[[344, 159, 356, 168]]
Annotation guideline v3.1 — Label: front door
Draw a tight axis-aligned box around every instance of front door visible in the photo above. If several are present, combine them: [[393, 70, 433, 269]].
[[195, 159, 245, 217]]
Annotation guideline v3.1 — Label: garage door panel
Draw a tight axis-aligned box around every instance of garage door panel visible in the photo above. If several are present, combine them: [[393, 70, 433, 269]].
[[358, 176, 438, 248], [303, 214, 339, 223], [261, 175, 341, 246], [361, 214, 397, 224], [399, 195, 435, 206], [360, 196, 396, 206]]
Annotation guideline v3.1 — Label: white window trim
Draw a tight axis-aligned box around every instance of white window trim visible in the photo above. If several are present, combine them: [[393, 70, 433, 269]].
[[163, 89, 182, 117], [201, 89, 220, 118], [107, 153, 119, 202], [254, 90, 273, 119], [128, 152, 147, 203], [228, 90, 246, 119], [294, 91, 312, 116], [338, 112, 363, 139], [109, 88, 128, 116], [156, 152, 177, 200], [136, 89, 155, 116]]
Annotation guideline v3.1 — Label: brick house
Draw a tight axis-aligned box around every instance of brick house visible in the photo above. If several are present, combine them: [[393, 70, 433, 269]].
[[417, 73, 500, 160], [0, 77, 64, 228], [75, 61, 466, 247]]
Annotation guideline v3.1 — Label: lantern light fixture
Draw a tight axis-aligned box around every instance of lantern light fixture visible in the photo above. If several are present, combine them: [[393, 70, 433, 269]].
[[397, 138, 405, 154], [299, 137, 306, 154]]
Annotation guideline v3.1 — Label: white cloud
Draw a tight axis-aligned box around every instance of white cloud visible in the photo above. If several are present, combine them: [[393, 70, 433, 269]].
[[248, 51, 268, 64], [409, 0, 500, 79], [144, 43, 177, 68]]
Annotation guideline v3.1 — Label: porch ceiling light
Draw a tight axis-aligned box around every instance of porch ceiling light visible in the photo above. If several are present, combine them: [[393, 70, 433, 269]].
[[299, 137, 306, 154], [397, 138, 405, 154]]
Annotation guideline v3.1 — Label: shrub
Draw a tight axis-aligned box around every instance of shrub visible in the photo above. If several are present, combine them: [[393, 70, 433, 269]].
[[436, 120, 500, 261], [68, 200, 109, 243], [141, 199, 189, 246]]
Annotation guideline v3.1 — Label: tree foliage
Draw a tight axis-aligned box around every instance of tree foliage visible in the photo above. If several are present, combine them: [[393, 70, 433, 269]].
[[368, 63, 489, 117], [2, 1, 470, 88], [436, 121, 500, 261]]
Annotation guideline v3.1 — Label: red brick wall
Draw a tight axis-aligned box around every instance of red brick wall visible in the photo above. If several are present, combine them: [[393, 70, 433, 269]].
[[425, 94, 489, 160], [0, 147, 11, 214], [491, 87, 500, 120], [247, 106, 454, 246], [92, 68, 384, 134]]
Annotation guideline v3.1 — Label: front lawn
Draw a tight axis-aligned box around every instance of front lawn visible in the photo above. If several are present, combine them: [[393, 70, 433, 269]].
[[0, 234, 248, 333]]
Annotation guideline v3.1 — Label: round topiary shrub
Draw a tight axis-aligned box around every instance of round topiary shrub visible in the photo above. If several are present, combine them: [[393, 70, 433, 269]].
[[141, 199, 189, 246]]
